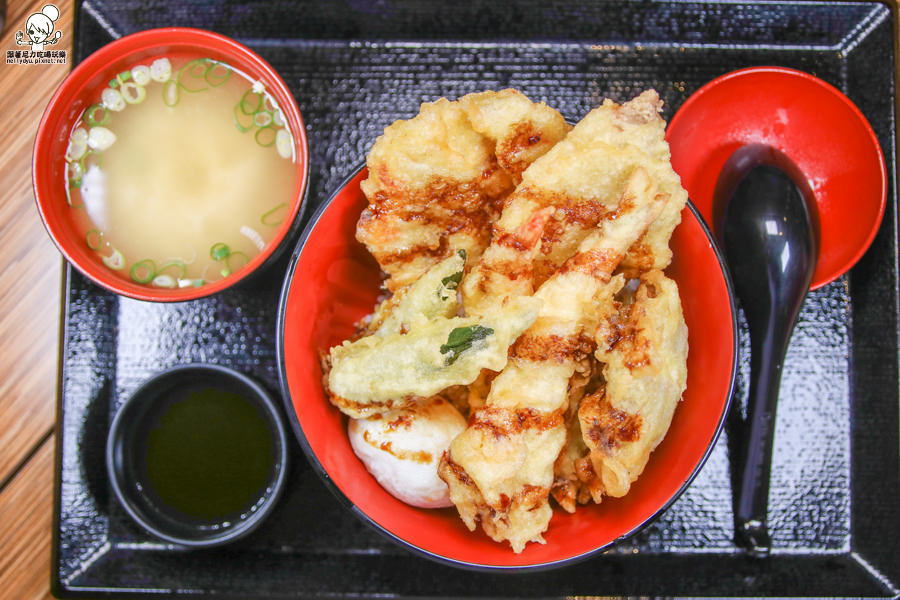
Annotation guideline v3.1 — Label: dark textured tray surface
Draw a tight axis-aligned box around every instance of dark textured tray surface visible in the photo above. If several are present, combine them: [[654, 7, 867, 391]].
[[55, 1, 900, 597]]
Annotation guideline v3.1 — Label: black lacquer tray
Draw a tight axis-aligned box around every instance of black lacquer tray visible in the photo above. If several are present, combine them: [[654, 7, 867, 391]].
[[53, 1, 900, 597]]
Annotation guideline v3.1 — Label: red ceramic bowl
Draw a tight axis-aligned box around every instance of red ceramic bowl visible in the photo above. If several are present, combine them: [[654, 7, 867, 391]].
[[278, 167, 738, 570], [33, 28, 309, 301], [666, 66, 887, 290]]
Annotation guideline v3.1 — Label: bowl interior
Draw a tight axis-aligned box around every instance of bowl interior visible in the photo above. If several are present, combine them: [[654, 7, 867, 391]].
[[106, 364, 289, 547], [666, 66, 886, 290], [279, 168, 737, 568], [33, 28, 309, 301]]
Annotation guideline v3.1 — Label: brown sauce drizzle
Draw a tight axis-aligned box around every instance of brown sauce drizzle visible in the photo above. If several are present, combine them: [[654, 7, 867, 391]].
[[510, 333, 595, 363], [468, 406, 564, 439], [361, 430, 433, 463], [579, 388, 643, 450]]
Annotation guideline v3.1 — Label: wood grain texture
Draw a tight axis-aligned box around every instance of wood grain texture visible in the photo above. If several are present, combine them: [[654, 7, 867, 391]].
[[0, 1, 73, 599], [0, 0, 71, 487], [0, 435, 55, 600]]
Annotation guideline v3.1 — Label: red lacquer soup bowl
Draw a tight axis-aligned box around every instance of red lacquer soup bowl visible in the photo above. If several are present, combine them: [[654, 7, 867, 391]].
[[34, 27, 309, 302], [277, 166, 738, 570]]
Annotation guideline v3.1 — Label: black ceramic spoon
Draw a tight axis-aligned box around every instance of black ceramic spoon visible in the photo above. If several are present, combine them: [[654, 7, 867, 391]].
[[714, 144, 818, 557]]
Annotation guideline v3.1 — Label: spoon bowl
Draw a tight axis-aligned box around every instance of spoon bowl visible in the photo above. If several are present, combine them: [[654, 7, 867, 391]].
[[715, 144, 819, 555], [667, 66, 886, 289]]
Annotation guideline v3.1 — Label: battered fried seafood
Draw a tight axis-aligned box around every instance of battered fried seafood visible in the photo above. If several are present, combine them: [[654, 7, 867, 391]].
[[439, 169, 666, 552], [357, 90, 568, 292], [327, 243, 539, 420], [328, 292, 539, 419], [520, 89, 688, 285], [578, 270, 688, 500], [551, 269, 688, 510], [323, 87, 690, 555]]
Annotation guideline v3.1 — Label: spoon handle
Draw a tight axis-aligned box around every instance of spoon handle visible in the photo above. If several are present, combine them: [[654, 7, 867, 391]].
[[733, 324, 793, 556], [718, 159, 817, 557]]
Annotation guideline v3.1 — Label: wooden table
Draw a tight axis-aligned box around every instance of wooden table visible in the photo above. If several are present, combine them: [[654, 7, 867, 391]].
[[0, 0, 72, 597]]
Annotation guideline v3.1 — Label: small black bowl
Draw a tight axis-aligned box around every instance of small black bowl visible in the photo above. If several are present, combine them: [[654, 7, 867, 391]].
[[106, 364, 289, 548]]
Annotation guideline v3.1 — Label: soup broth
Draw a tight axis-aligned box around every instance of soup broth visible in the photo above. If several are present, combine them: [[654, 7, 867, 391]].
[[64, 57, 298, 288]]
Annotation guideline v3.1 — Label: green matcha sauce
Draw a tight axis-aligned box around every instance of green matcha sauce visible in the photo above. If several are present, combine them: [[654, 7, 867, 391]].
[[140, 385, 274, 523]]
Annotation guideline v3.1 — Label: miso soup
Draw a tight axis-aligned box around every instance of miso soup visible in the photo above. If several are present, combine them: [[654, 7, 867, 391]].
[[63, 57, 299, 289]]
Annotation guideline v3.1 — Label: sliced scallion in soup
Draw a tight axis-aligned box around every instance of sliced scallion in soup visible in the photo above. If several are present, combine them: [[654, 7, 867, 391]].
[[63, 57, 298, 289]]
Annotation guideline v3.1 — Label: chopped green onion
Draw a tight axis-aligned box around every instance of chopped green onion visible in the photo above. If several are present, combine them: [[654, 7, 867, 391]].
[[210, 242, 231, 261], [158, 260, 187, 278], [80, 149, 103, 171], [162, 80, 179, 107], [152, 274, 176, 288], [177, 277, 202, 289], [220, 267, 231, 277], [177, 59, 210, 93], [85, 229, 103, 250], [254, 110, 273, 127], [87, 126, 116, 151], [102, 248, 125, 270], [204, 61, 231, 87], [70, 127, 88, 144], [65, 135, 88, 162], [260, 203, 288, 226], [120, 81, 146, 104], [275, 128, 292, 159], [239, 89, 263, 115], [226, 251, 249, 273], [101, 87, 126, 112], [255, 124, 276, 147], [66, 160, 85, 194], [233, 103, 254, 132], [150, 57, 172, 82], [118, 70, 131, 83], [130, 259, 156, 284], [131, 65, 151, 85], [85, 104, 109, 126]]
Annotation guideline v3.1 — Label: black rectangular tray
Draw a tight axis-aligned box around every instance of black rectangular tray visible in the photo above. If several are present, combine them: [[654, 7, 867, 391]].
[[53, 1, 900, 597]]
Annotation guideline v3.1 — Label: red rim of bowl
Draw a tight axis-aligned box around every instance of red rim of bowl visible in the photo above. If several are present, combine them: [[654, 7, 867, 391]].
[[276, 164, 739, 571], [666, 66, 887, 290], [33, 27, 310, 302]]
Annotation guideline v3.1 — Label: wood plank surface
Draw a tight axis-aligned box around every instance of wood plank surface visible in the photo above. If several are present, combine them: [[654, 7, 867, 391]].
[[0, 0, 73, 598], [0, 0, 71, 486], [0, 435, 55, 600]]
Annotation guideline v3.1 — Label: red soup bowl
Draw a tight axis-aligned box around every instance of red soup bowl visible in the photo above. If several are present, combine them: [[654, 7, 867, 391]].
[[277, 166, 738, 570], [34, 27, 309, 301], [666, 66, 887, 290]]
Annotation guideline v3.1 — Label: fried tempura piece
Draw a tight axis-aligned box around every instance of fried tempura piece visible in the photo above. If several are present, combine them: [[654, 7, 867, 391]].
[[357, 91, 568, 291], [550, 343, 604, 514], [460, 197, 554, 318], [515, 89, 688, 285], [576, 269, 688, 501], [328, 295, 540, 419], [459, 89, 571, 184], [440, 169, 667, 553], [366, 251, 466, 337]]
